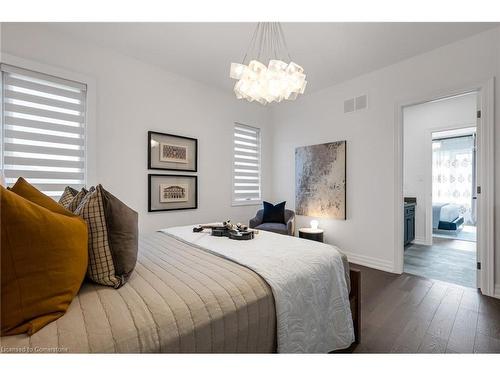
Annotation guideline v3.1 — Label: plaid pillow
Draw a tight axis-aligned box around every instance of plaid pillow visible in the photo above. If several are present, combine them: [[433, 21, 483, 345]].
[[74, 184, 138, 288], [66, 188, 89, 212], [58, 186, 79, 207]]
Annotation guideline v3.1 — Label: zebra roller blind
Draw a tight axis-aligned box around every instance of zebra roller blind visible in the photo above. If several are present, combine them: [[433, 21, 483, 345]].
[[232, 122, 261, 205], [1, 64, 87, 199]]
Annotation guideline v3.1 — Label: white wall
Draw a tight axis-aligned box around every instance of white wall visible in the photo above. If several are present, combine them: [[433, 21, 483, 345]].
[[270, 27, 500, 281], [0, 24, 273, 233], [403, 93, 477, 245]]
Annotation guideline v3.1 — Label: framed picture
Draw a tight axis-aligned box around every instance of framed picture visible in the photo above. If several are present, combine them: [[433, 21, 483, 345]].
[[148, 174, 198, 212], [148, 131, 197, 171]]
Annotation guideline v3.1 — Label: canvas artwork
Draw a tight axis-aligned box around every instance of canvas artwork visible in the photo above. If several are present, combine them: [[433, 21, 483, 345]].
[[295, 141, 346, 219], [159, 183, 188, 203], [160, 143, 188, 163]]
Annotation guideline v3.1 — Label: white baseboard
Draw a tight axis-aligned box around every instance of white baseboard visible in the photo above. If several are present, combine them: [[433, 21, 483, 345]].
[[412, 238, 427, 245], [412, 236, 432, 246], [494, 284, 500, 299], [342, 250, 395, 274]]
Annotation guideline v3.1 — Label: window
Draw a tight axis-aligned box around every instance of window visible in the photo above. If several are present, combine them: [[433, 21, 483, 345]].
[[232, 122, 261, 205], [1, 64, 87, 199]]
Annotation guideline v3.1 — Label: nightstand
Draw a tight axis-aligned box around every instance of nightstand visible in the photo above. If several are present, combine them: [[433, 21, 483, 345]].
[[298, 228, 324, 243]]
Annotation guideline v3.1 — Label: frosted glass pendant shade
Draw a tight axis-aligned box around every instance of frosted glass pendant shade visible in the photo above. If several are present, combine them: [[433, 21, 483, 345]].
[[268, 59, 287, 73], [230, 63, 246, 80], [229, 59, 307, 105], [286, 62, 304, 74]]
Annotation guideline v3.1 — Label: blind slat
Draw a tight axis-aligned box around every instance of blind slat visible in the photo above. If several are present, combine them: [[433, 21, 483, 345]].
[[5, 90, 83, 112], [4, 103, 84, 124], [4, 142, 84, 157], [235, 124, 258, 134], [234, 141, 259, 149], [234, 155, 259, 162], [5, 129, 84, 146], [5, 116, 84, 134], [234, 168, 259, 173], [4, 156, 84, 169], [5, 76, 85, 101], [234, 177, 260, 182], [234, 147, 259, 154], [15, 183, 85, 192], [4, 169, 84, 180], [234, 161, 259, 166]]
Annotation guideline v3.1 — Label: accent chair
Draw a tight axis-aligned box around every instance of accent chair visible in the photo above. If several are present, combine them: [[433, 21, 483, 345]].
[[249, 209, 295, 236]]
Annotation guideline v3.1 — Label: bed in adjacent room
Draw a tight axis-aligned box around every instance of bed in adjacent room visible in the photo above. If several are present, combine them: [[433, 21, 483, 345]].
[[0, 226, 359, 354], [432, 202, 464, 231]]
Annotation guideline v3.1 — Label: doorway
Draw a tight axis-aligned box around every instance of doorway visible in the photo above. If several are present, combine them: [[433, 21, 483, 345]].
[[395, 80, 495, 296], [402, 92, 478, 288]]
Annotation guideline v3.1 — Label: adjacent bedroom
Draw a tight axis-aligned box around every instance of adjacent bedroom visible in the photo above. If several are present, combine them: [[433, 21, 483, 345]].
[[0, 10, 499, 365]]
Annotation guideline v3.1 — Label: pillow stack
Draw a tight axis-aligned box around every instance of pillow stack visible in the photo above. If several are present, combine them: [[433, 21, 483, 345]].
[[1, 178, 139, 337], [1, 179, 88, 336], [72, 185, 138, 288], [59, 186, 90, 212], [58, 184, 138, 288]]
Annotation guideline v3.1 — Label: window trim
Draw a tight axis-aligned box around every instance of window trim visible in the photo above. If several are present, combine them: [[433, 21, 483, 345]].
[[231, 122, 262, 206], [1, 53, 96, 188]]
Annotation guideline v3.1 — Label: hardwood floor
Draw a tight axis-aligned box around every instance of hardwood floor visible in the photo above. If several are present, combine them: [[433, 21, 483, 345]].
[[347, 264, 500, 353], [404, 238, 476, 288]]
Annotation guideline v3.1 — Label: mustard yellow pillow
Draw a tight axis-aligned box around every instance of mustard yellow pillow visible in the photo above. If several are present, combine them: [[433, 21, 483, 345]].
[[1, 186, 88, 336], [10, 177, 73, 217]]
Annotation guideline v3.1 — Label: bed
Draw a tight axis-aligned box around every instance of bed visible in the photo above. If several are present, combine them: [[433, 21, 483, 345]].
[[0, 226, 359, 353], [432, 203, 464, 231]]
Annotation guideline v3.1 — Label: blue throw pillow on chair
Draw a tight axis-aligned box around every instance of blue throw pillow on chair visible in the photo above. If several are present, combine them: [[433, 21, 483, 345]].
[[262, 201, 286, 224]]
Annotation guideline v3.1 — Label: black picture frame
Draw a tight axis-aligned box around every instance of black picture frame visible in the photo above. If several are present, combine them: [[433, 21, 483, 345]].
[[148, 131, 198, 172], [148, 174, 198, 212]]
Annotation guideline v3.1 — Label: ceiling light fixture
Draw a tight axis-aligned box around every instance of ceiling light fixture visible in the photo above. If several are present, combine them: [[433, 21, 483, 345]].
[[229, 22, 307, 105]]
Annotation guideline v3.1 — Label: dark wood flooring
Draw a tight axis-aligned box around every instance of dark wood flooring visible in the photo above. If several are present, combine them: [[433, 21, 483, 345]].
[[347, 264, 500, 353]]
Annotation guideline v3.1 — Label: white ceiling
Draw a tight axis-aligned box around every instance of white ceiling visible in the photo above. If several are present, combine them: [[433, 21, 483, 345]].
[[41, 22, 498, 94]]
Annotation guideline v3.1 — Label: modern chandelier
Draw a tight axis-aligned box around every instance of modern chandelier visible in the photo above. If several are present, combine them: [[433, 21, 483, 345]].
[[229, 22, 307, 105]]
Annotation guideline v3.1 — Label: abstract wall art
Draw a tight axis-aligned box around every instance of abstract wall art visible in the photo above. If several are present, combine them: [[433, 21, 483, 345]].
[[295, 141, 346, 219]]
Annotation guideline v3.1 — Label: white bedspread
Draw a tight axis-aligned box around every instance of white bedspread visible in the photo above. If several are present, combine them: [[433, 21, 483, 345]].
[[161, 225, 354, 353]]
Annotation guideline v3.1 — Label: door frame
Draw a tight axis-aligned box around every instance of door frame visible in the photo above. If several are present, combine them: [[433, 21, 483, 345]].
[[393, 78, 495, 296]]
